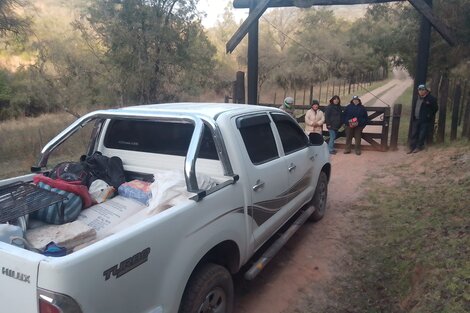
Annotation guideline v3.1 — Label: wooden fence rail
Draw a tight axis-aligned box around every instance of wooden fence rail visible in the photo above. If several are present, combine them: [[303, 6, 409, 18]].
[[260, 103, 394, 152], [431, 74, 470, 142]]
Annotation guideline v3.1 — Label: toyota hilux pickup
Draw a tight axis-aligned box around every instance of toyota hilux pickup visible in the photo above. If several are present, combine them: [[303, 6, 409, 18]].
[[0, 103, 330, 313]]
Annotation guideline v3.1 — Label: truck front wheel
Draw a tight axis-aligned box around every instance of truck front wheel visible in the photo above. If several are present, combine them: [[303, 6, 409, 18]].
[[179, 263, 234, 313], [308, 171, 328, 222]]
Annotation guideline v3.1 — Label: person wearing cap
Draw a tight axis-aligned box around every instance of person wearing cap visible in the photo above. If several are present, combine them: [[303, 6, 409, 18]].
[[280, 96, 296, 118], [343, 95, 368, 155], [305, 99, 325, 135], [325, 95, 343, 154], [408, 84, 438, 154]]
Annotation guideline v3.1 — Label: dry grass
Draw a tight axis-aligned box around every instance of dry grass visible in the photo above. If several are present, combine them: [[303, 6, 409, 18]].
[[0, 111, 93, 179], [286, 143, 470, 313]]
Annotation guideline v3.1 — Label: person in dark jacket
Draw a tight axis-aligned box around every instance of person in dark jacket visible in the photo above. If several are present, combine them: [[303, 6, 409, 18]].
[[343, 95, 368, 155], [408, 84, 439, 154], [324, 95, 343, 154]]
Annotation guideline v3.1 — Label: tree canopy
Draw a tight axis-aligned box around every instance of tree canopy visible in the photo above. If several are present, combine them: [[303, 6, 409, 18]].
[[0, 0, 29, 37], [0, 0, 468, 120]]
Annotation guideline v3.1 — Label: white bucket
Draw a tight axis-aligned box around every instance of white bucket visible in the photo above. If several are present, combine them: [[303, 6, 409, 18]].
[[0, 223, 24, 248]]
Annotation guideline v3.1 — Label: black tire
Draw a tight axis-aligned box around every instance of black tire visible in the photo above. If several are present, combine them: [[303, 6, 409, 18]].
[[308, 171, 328, 222], [179, 263, 234, 313]]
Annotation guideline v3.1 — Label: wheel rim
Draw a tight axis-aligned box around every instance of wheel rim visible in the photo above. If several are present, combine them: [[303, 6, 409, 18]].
[[315, 180, 327, 215], [197, 287, 227, 313]]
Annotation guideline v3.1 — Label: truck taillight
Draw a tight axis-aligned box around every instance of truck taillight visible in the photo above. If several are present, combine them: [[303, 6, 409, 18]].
[[39, 297, 62, 313], [37, 288, 83, 313]]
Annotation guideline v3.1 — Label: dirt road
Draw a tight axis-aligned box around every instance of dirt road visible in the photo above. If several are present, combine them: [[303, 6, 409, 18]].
[[234, 150, 407, 313], [361, 69, 413, 107], [233, 75, 412, 313]]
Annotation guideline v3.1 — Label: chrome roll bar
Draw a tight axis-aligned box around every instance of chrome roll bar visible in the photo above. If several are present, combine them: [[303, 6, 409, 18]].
[[36, 109, 233, 194]]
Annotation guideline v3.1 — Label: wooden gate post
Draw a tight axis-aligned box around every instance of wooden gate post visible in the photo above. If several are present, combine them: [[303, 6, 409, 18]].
[[309, 85, 314, 106], [234, 71, 246, 104], [462, 88, 470, 139], [437, 74, 449, 143], [390, 103, 402, 151], [247, 3, 258, 105], [381, 107, 391, 151], [427, 72, 441, 144], [450, 83, 461, 141], [459, 81, 467, 126], [232, 81, 237, 104]]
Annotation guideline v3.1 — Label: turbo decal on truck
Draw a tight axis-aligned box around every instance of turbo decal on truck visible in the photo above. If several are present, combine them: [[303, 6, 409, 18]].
[[103, 247, 151, 281]]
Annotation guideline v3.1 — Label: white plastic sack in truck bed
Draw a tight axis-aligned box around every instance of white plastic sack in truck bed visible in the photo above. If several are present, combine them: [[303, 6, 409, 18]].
[[76, 169, 218, 242], [147, 169, 217, 215], [77, 196, 146, 239]]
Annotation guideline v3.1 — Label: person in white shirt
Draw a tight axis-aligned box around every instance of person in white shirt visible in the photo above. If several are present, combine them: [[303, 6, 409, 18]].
[[305, 99, 325, 135]]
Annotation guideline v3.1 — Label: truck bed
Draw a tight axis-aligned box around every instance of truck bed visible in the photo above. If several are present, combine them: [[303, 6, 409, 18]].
[[2, 164, 223, 256]]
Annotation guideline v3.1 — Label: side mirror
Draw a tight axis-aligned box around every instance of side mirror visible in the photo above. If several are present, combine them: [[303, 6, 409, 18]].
[[308, 133, 324, 146]]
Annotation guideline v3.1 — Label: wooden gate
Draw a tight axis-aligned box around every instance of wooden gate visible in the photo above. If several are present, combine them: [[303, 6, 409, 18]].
[[260, 104, 393, 152]]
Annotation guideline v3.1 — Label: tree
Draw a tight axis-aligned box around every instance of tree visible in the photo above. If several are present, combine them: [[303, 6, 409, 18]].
[[357, 1, 470, 78], [0, 0, 30, 37], [206, 3, 244, 95], [75, 0, 216, 105]]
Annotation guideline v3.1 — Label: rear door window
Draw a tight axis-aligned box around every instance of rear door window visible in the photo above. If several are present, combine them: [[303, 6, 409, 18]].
[[271, 113, 309, 155], [237, 114, 279, 165]]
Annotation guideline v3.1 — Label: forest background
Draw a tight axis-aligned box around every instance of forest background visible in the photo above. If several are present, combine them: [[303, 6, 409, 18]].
[[0, 0, 469, 121], [1, 2, 469, 313], [0, 0, 470, 178]]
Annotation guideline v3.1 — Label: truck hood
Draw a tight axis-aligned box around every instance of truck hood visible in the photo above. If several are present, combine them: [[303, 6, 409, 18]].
[[0, 242, 45, 313]]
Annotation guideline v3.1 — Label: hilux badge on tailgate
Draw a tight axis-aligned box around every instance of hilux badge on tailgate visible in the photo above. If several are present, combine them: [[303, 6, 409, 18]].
[[2, 267, 31, 283], [103, 247, 151, 281]]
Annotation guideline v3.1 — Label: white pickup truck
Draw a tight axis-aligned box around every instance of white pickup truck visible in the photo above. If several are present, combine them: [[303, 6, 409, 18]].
[[0, 103, 330, 313]]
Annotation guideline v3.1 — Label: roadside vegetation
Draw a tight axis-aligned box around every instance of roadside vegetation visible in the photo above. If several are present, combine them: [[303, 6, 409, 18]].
[[0, 109, 95, 179], [395, 85, 414, 145], [290, 143, 470, 313], [0, 0, 469, 120]]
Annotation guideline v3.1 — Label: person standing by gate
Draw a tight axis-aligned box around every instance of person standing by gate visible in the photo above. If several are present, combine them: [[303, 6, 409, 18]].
[[407, 84, 438, 154], [280, 96, 296, 119], [343, 95, 368, 155], [305, 99, 325, 135], [325, 95, 343, 154]]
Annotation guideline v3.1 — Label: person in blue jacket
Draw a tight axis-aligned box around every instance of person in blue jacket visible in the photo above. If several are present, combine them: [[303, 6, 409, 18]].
[[343, 95, 368, 155]]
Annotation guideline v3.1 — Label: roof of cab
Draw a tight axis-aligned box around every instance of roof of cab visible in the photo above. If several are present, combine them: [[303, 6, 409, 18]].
[[120, 102, 280, 120]]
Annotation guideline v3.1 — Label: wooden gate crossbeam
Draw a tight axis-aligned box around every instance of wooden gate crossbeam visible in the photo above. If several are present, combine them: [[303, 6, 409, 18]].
[[227, 0, 271, 54], [228, 0, 402, 53], [368, 110, 386, 120], [228, 0, 457, 109], [259, 103, 392, 151], [362, 134, 384, 149], [408, 0, 456, 46], [233, 0, 403, 8], [229, 0, 455, 53]]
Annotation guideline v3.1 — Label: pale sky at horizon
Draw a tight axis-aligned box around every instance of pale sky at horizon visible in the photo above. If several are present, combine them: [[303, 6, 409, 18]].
[[197, 0, 249, 27]]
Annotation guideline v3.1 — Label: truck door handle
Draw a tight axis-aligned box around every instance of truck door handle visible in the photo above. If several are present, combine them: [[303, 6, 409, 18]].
[[288, 164, 296, 172], [252, 179, 265, 192]]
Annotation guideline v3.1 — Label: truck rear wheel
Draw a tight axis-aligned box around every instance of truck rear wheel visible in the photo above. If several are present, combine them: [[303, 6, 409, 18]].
[[179, 263, 233, 313], [308, 171, 328, 222]]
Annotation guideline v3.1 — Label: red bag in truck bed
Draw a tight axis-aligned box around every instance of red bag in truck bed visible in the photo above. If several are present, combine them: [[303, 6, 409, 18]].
[[33, 174, 94, 208]]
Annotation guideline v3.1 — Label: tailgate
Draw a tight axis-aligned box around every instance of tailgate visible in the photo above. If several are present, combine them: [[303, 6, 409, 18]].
[[0, 242, 44, 313]]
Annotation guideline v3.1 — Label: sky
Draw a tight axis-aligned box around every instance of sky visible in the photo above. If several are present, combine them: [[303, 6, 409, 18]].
[[196, 1, 368, 28], [197, 0, 249, 28]]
